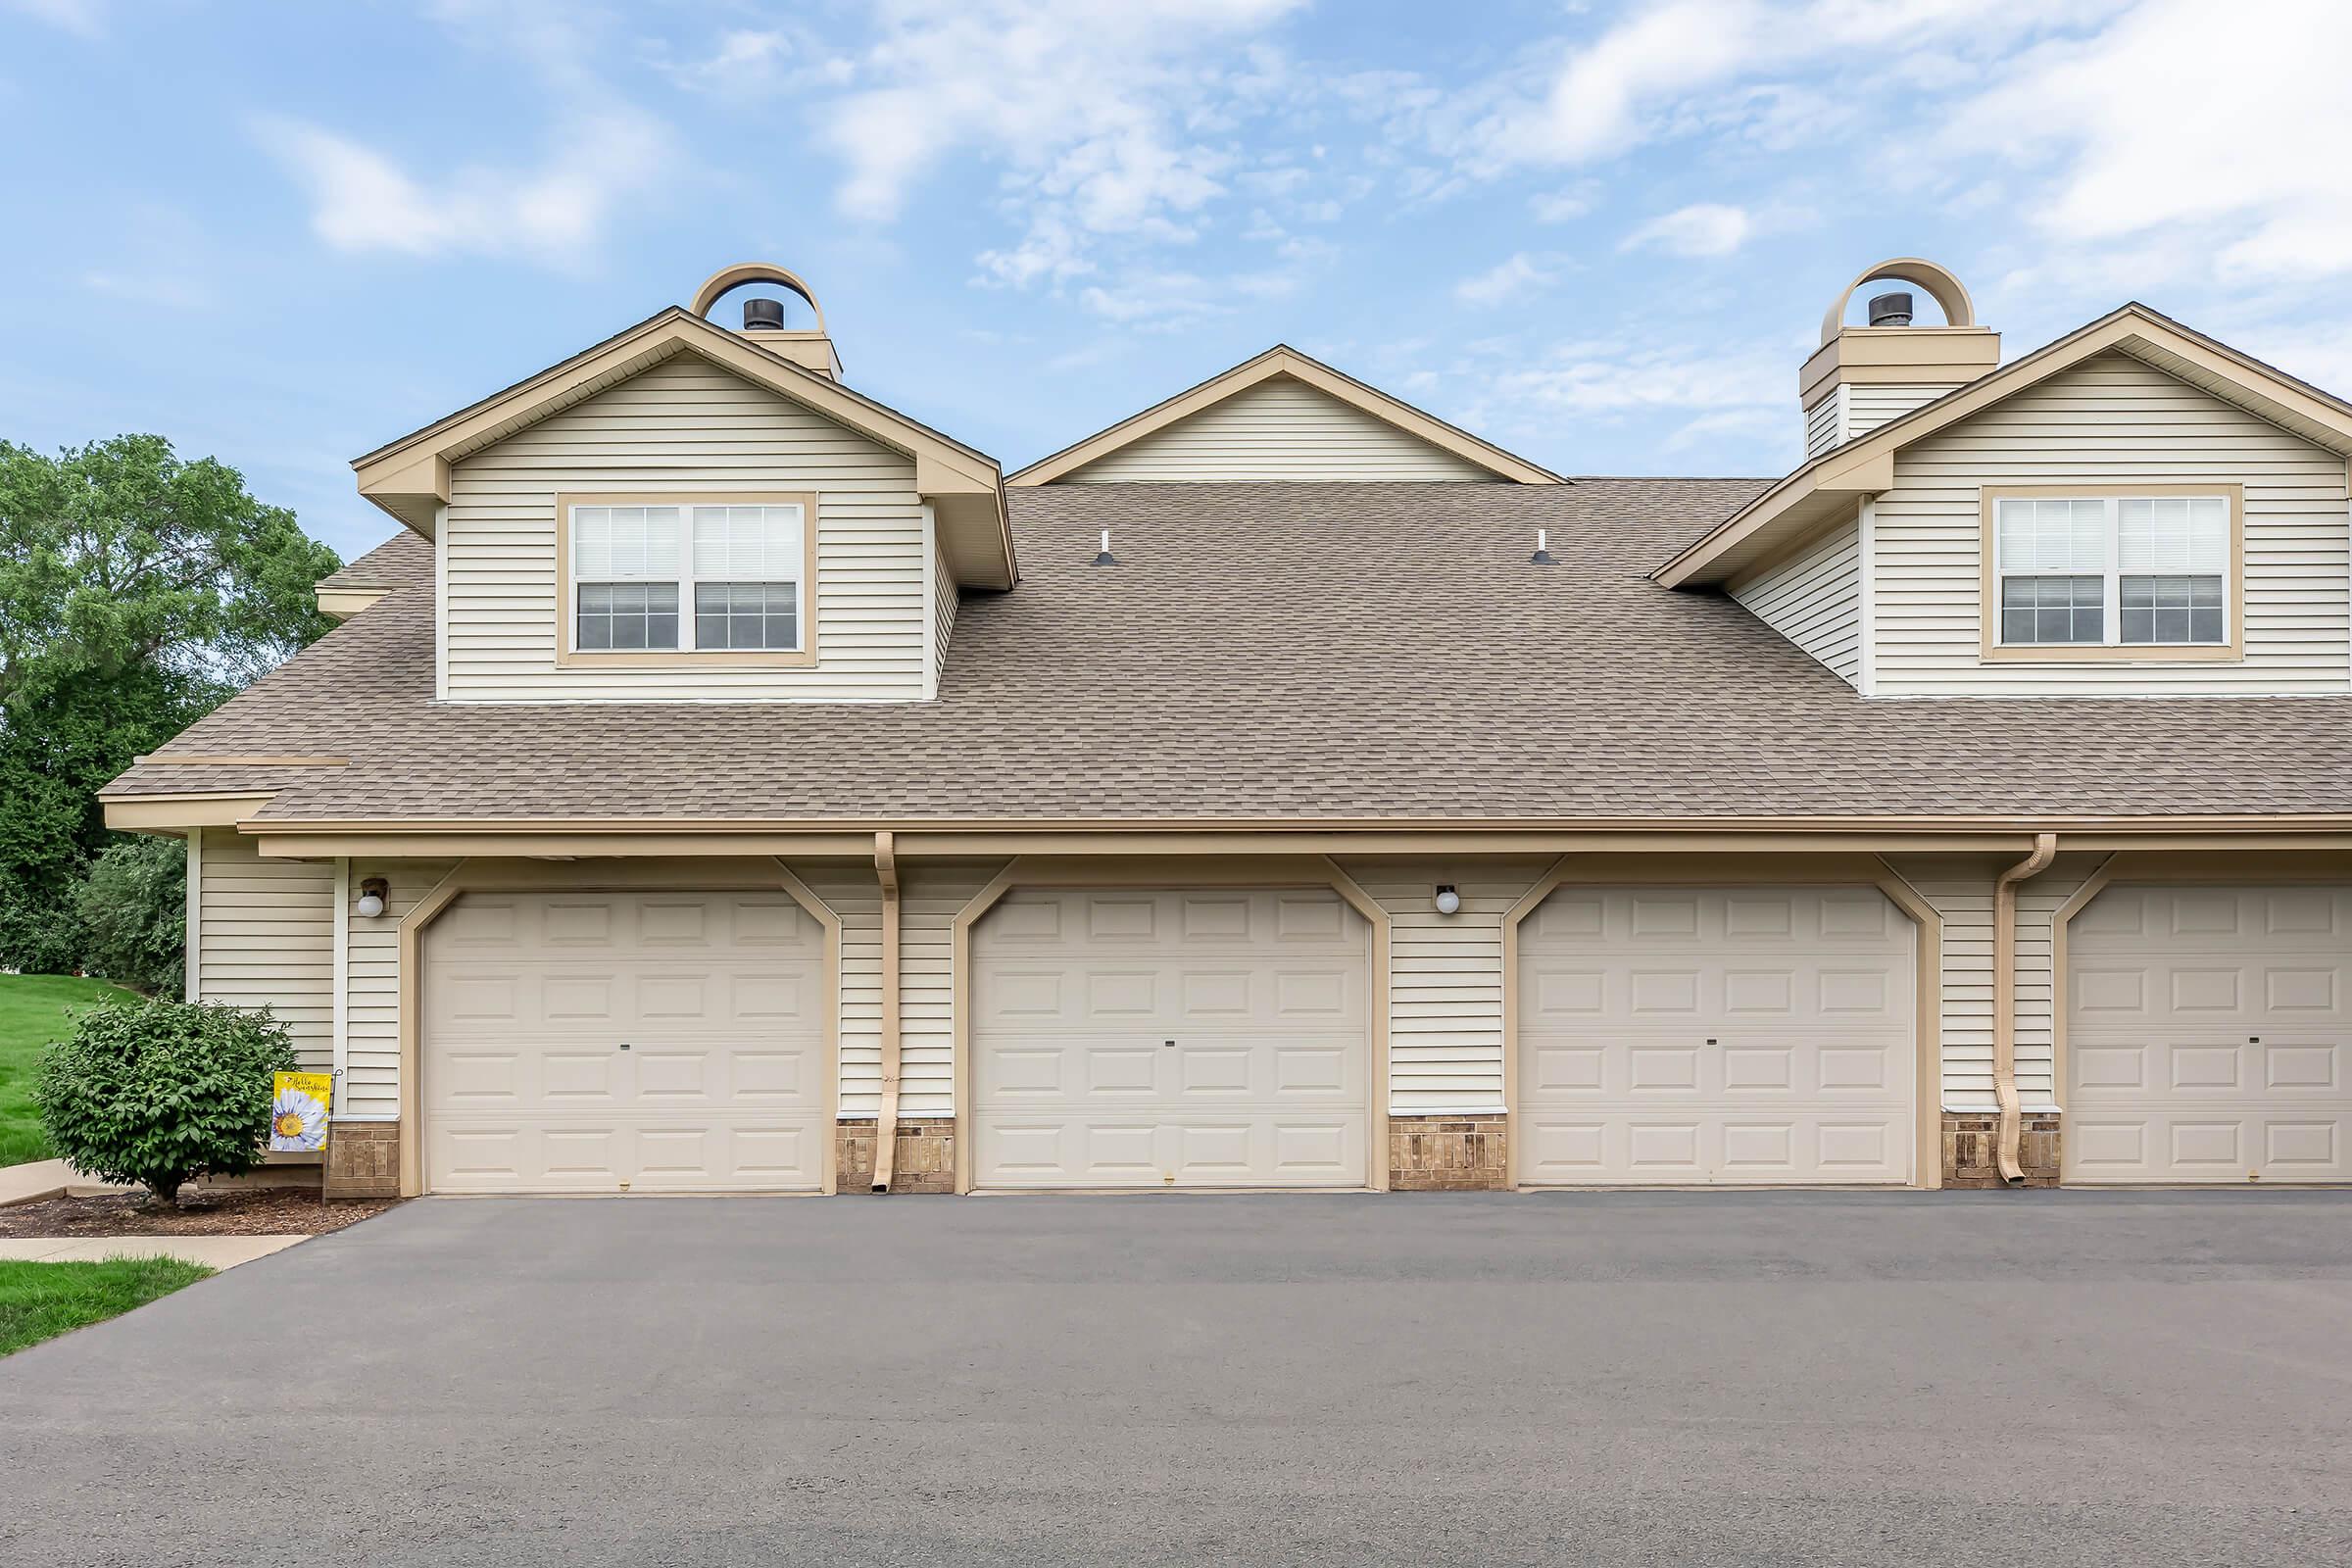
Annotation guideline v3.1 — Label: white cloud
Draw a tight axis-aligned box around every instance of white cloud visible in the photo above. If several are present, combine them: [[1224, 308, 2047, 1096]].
[[1455, 252, 1563, 307], [6, 0, 102, 34], [1529, 188, 1593, 223], [253, 111, 669, 263], [652, 28, 830, 97], [1488, 340, 1787, 416], [253, 0, 676, 266], [1939, 0, 2352, 283], [1458, 0, 2126, 172], [821, 0, 1308, 286], [1621, 202, 1752, 258]]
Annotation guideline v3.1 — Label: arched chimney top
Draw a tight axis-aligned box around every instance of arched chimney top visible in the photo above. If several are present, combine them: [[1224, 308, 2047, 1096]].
[[690, 263, 828, 335], [1819, 258, 1976, 345]]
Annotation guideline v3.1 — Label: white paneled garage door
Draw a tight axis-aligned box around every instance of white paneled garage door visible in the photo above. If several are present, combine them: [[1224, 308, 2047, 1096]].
[[970, 887, 1372, 1189], [2068, 884, 2351, 1184], [421, 890, 827, 1194], [1518, 886, 1918, 1185]]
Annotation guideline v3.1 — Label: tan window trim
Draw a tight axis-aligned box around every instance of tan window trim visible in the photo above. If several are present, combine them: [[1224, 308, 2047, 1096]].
[[1978, 483, 2245, 664], [554, 490, 820, 669]]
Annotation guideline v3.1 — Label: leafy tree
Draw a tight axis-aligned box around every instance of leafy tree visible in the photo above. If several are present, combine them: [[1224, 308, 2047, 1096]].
[[0, 435, 336, 972], [34, 998, 296, 1204], [77, 834, 187, 998]]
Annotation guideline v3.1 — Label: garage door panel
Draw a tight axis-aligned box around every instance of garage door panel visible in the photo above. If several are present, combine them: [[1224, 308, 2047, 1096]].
[[972, 888, 1371, 1189], [1519, 886, 1916, 1186], [422, 891, 827, 1194], [2068, 885, 2352, 1184]]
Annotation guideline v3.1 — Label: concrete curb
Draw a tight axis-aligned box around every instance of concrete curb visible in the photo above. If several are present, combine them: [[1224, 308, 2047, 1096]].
[[0, 1235, 309, 1268]]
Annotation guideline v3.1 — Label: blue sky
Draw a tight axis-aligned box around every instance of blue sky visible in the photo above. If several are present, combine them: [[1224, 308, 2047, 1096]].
[[4, 0, 2348, 563]]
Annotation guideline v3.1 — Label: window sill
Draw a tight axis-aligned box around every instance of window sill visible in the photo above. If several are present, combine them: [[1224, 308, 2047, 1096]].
[[1979, 643, 2242, 664], [555, 648, 817, 669]]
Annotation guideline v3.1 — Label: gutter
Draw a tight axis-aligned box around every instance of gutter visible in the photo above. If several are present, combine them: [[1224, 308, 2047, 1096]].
[[1991, 832, 2059, 1184], [870, 830, 903, 1193]]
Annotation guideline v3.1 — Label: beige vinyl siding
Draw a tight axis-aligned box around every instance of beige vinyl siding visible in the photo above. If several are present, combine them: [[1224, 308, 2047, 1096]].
[[931, 535, 956, 691], [1059, 375, 1499, 483], [1846, 383, 1954, 441], [1874, 351, 2352, 694], [1339, 858, 1550, 1114], [343, 858, 459, 1120], [442, 352, 930, 702], [1732, 517, 1862, 686], [812, 858, 1002, 1119], [194, 829, 334, 1077], [1886, 853, 2093, 1113], [1804, 388, 1844, 459]]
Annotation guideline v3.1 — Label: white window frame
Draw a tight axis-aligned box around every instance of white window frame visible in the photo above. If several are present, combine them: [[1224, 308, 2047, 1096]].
[[555, 491, 817, 667], [1980, 484, 2243, 664]]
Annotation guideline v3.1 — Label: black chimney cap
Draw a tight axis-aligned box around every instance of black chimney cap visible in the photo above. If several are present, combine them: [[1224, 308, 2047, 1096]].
[[742, 298, 786, 332], [1867, 290, 1914, 327]]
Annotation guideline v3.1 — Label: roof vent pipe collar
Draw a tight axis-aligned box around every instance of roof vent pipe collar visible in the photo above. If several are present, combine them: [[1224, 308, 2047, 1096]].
[[1530, 528, 1556, 565], [1093, 529, 1117, 565]]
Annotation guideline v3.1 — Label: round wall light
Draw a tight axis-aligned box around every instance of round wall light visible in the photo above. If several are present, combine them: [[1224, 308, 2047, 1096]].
[[355, 876, 389, 920], [1434, 884, 1461, 915]]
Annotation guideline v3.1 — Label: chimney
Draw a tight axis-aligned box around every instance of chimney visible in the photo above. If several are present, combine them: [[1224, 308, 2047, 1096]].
[[1801, 259, 1997, 459], [688, 263, 844, 380]]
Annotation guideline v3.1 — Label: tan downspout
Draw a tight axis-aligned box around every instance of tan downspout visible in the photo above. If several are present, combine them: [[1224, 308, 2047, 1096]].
[[870, 830, 903, 1193], [1991, 832, 2059, 1185]]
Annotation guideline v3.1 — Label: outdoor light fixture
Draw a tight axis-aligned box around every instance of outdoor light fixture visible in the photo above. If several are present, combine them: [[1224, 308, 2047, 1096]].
[[1434, 884, 1461, 915], [355, 877, 389, 919]]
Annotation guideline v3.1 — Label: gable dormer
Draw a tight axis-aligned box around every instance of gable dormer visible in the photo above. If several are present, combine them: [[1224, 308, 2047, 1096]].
[[351, 266, 1011, 704], [1681, 263, 2352, 700], [1010, 345, 1563, 486]]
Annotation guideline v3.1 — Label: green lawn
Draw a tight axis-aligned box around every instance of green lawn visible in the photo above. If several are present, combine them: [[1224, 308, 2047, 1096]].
[[0, 1256, 214, 1356], [0, 974, 140, 1166]]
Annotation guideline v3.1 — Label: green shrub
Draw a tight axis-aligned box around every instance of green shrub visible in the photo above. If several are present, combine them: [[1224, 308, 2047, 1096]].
[[32, 998, 295, 1204], [75, 835, 186, 997]]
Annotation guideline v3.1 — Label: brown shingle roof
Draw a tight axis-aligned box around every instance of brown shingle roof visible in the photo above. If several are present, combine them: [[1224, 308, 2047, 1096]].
[[108, 481, 2352, 823], [317, 531, 432, 591]]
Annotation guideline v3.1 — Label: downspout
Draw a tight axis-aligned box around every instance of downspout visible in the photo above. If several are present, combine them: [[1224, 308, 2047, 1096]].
[[870, 830, 902, 1193], [1991, 832, 2059, 1185]]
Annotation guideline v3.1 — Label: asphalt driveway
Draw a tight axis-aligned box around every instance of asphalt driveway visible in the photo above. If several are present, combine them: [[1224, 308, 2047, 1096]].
[[4, 1191, 2349, 1567]]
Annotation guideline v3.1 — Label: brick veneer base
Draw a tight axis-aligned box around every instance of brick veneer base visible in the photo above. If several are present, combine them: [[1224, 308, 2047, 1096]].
[[1389, 1114, 1509, 1191], [1942, 1112, 2061, 1189], [836, 1119, 956, 1194], [324, 1121, 401, 1200]]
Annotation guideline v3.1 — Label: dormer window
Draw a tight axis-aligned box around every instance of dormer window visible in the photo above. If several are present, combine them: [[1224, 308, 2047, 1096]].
[[557, 492, 816, 666], [1983, 487, 2240, 662]]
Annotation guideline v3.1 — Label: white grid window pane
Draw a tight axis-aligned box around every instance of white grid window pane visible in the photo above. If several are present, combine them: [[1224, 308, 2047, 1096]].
[[2000, 574, 2104, 645], [572, 506, 679, 581], [576, 582, 679, 651], [1996, 498, 2105, 571], [692, 505, 804, 579], [2121, 574, 2224, 645], [694, 581, 798, 651], [2118, 496, 2227, 571]]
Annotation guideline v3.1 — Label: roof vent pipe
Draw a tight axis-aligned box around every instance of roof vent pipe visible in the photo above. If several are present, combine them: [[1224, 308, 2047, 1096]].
[[1866, 291, 1914, 328], [1093, 529, 1116, 565], [1530, 528, 1555, 565], [742, 298, 786, 332]]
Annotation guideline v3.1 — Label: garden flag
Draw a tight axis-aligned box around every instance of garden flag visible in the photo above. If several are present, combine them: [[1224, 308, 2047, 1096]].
[[270, 1072, 333, 1152]]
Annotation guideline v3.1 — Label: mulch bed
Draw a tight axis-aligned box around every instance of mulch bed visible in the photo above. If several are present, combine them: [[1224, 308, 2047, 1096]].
[[0, 1187, 403, 1239]]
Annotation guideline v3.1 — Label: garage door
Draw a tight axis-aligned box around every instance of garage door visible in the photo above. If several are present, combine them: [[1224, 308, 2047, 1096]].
[[421, 890, 828, 1194], [970, 887, 1371, 1189], [1518, 886, 1917, 1185], [2068, 884, 2351, 1184]]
